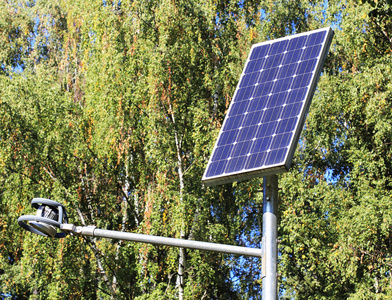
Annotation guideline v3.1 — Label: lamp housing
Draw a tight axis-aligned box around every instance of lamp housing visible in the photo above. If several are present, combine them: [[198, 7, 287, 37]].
[[18, 198, 68, 238]]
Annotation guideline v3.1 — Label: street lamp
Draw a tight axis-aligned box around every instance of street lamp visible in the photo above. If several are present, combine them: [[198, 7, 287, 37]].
[[18, 198, 261, 258], [18, 198, 68, 238]]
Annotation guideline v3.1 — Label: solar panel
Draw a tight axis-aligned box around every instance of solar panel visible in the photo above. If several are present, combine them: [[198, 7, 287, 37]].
[[202, 27, 334, 186]]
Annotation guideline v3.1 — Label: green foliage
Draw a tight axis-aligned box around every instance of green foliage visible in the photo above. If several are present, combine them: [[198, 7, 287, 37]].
[[278, 0, 392, 298], [1, 0, 391, 299], [0, 0, 263, 298]]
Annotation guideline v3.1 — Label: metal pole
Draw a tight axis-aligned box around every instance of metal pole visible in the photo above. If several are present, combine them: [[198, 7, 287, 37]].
[[262, 175, 278, 299], [61, 224, 261, 257]]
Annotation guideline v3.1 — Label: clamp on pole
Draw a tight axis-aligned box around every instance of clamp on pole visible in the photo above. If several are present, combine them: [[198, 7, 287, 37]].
[[60, 224, 96, 237]]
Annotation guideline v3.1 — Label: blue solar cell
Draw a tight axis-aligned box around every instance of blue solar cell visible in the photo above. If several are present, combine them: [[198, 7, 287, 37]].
[[253, 82, 273, 97], [202, 27, 333, 186], [282, 49, 302, 64], [271, 132, 293, 149], [242, 111, 262, 127], [232, 141, 252, 157], [282, 103, 302, 119], [264, 53, 284, 69], [235, 86, 254, 102], [269, 91, 287, 108], [287, 36, 307, 51], [302, 44, 322, 60], [259, 67, 279, 82], [297, 59, 317, 74], [212, 144, 233, 161], [229, 101, 249, 116], [237, 125, 258, 142], [306, 31, 326, 46], [292, 73, 312, 89], [277, 62, 298, 78], [255, 121, 277, 139], [272, 77, 293, 93], [269, 40, 288, 54], [261, 106, 282, 123], [265, 148, 286, 165], [240, 72, 260, 87], [249, 44, 270, 61], [276, 117, 297, 134], [226, 156, 246, 173], [245, 58, 264, 74], [222, 115, 243, 131], [246, 152, 267, 169], [205, 160, 226, 177], [251, 136, 272, 153], [286, 88, 307, 104], [217, 130, 237, 146], [248, 96, 269, 112]]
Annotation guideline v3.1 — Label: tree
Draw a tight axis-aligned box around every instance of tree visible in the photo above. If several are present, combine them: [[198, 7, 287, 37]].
[[0, 0, 263, 298], [278, 0, 392, 298], [1, 0, 391, 299]]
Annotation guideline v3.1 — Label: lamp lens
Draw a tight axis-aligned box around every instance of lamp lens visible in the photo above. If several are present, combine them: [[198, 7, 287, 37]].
[[37, 205, 59, 221]]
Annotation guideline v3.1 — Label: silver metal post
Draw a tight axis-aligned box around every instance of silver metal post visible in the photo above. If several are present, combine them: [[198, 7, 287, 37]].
[[60, 224, 261, 257], [262, 175, 278, 299]]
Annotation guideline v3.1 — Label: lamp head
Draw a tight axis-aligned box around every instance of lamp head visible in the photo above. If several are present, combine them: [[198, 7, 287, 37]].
[[18, 198, 69, 238]]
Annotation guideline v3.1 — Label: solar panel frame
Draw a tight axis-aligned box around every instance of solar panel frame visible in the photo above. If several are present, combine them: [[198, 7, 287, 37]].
[[202, 27, 334, 187]]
